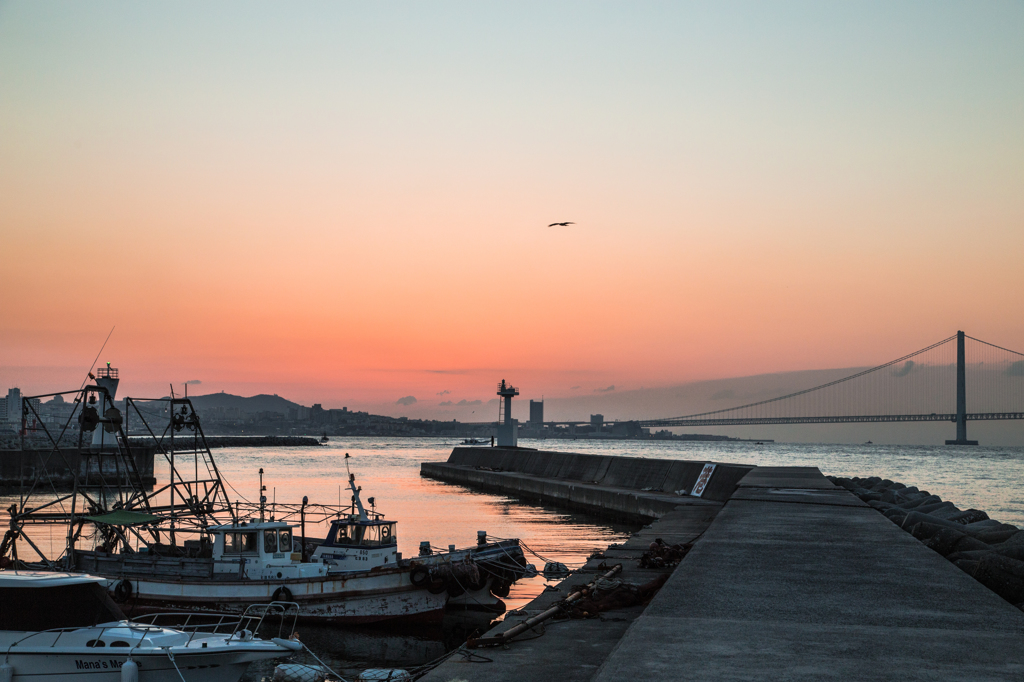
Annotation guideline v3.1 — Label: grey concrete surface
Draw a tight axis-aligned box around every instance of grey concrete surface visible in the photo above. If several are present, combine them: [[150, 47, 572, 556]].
[[736, 465, 839, 489], [593, 479, 1024, 681]]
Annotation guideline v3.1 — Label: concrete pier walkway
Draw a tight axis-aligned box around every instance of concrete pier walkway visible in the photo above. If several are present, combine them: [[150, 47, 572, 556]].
[[422, 451, 1024, 681]]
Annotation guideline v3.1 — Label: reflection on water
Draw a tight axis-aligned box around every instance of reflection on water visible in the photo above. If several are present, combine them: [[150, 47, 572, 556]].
[[244, 611, 496, 681]]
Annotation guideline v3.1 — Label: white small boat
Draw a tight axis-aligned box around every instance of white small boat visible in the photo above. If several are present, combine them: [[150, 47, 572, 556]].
[[0, 571, 299, 681]]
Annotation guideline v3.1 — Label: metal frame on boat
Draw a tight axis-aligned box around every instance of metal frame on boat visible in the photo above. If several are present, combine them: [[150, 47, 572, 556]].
[[3, 372, 530, 625]]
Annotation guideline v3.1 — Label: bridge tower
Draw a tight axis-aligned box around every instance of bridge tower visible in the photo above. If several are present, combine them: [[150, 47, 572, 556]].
[[496, 380, 519, 447], [946, 330, 978, 446]]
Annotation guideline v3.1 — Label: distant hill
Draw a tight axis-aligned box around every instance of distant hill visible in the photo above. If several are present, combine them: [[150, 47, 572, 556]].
[[184, 392, 305, 414]]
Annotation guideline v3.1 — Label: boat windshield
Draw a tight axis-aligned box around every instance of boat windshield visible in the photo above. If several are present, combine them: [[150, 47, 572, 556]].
[[262, 529, 293, 554], [325, 522, 396, 547], [223, 531, 258, 554], [0, 582, 126, 631]]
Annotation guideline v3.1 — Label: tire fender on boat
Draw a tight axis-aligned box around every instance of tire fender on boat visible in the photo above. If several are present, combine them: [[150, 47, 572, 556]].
[[113, 579, 133, 603], [272, 586, 294, 603], [409, 565, 430, 587]]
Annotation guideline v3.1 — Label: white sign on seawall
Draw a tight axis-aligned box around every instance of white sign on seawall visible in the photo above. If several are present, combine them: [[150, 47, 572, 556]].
[[691, 463, 717, 497]]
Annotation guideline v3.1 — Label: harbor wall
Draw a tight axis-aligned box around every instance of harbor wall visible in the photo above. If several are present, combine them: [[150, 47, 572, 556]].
[[0, 446, 157, 489], [421, 446, 753, 520]]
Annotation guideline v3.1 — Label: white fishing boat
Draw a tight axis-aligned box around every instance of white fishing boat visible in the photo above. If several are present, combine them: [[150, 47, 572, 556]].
[[0, 571, 299, 681]]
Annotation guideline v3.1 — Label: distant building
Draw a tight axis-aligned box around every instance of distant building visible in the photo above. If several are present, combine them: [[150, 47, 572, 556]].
[[590, 413, 604, 432], [1, 388, 22, 424], [529, 399, 544, 425], [310, 404, 325, 424]]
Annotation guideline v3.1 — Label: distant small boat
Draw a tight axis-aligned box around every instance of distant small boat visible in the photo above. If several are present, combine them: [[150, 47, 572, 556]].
[[461, 438, 488, 445], [320, 432, 329, 443], [865, 440, 873, 444]]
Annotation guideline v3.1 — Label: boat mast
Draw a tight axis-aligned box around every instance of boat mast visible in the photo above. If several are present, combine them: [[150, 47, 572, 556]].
[[344, 454, 368, 521]]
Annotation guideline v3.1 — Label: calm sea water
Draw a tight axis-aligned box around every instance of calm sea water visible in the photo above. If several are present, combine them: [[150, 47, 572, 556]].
[[8, 436, 1024, 679]]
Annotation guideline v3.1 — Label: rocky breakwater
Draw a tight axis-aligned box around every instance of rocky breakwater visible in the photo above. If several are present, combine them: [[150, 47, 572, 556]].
[[832, 475, 1024, 608]]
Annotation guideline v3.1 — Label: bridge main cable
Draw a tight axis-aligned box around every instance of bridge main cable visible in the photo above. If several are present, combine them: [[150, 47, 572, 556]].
[[641, 334, 959, 428]]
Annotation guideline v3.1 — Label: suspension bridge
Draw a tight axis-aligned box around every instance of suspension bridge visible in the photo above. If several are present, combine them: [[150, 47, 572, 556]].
[[542, 331, 1024, 445]]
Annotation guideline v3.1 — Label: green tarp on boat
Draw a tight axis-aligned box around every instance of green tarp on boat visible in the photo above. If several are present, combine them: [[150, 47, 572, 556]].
[[84, 511, 164, 526]]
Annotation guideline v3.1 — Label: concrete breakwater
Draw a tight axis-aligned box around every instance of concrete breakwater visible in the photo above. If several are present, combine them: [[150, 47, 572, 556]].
[[423, 448, 1024, 681], [0, 445, 157, 489], [173, 435, 323, 448], [420, 446, 753, 521], [834, 475, 1024, 608]]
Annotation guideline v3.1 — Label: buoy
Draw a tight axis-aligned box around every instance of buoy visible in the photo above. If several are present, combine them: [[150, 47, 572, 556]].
[[120, 659, 139, 682], [0, 662, 14, 682], [272, 663, 327, 682]]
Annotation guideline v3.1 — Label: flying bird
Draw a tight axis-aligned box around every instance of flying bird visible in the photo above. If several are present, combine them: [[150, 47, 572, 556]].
[[548, 221, 575, 227]]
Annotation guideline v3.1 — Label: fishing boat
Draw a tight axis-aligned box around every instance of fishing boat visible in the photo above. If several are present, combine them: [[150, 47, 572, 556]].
[[0, 571, 299, 681], [5, 373, 529, 625]]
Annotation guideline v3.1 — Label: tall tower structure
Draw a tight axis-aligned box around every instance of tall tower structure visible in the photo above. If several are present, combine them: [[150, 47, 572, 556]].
[[496, 380, 519, 447], [92, 363, 120, 451], [945, 331, 978, 445], [529, 399, 544, 425]]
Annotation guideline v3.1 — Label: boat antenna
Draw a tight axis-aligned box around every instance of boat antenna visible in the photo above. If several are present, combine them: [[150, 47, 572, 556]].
[[78, 326, 115, 391]]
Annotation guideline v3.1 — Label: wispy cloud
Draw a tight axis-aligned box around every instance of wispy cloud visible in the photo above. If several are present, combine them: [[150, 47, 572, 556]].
[[439, 400, 454, 406], [395, 395, 417, 406], [436, 389, 451, 396], [185, 379, 202, 385], [457, 399, 482, 406], [594, 385, 615, 393], [1007, 361, 1024, 377]]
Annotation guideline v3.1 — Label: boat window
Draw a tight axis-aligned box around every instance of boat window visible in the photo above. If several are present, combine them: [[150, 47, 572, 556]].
[[358, 523, 396, 546], [86, 639, 105, 647], [349, 524, 364, 545], [224, 532, 258, 554], [110, 641, 130, 647], [264, 530, 278, 554], [0, 583, 126, 631], [279, 530, 292, 553]]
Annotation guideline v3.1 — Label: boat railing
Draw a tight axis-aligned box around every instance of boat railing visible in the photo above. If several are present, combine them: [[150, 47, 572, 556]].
[[4, 620, 179, 653], [134, 602, 298, 645], [233, 601, 300, 641]]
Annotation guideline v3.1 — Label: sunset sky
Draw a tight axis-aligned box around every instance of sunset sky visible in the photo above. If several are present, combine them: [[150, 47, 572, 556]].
[[1, 2, 1022, 420]]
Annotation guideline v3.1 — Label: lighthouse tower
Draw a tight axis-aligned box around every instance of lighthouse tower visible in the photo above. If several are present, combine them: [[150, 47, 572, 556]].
[[496, 379, 519, 447], [91, 363, 120, 451]]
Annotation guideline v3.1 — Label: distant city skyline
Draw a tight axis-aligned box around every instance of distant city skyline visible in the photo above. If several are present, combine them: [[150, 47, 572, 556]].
[[1, 2, 1022, 424]]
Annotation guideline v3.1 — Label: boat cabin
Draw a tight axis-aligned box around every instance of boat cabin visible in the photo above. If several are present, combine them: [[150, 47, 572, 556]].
[[0, 572, 126, 633], [311, 515, 399, 571], [210, 520, 327, 580]]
